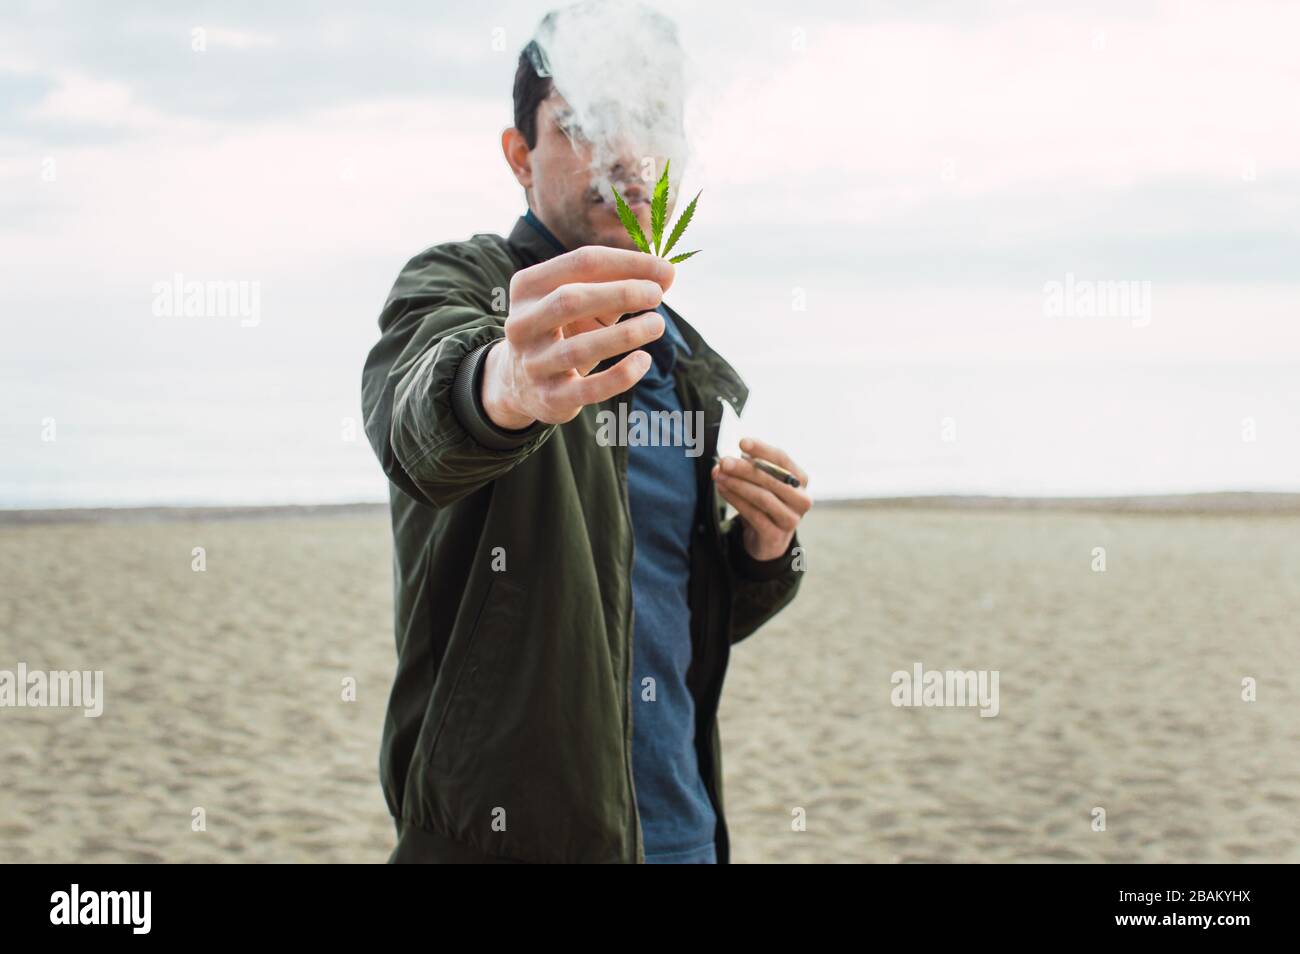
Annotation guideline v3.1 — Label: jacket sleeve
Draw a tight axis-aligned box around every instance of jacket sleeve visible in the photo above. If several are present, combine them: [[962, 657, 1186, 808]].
[[724, 518, 805, 644], [361, 242, 555, 509]]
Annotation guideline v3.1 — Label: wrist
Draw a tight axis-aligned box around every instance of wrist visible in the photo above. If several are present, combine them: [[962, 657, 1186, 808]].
[[481, 340, 536, 431], [745, 526, 792, 562], [731, 523, 798, 581]]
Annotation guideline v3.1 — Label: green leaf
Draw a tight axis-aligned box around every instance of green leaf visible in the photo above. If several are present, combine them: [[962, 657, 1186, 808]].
[[667, 250, 700, 264], [650, 159, 670, 254], [660, 189, 699, 258], [611, 184, 650, 253]]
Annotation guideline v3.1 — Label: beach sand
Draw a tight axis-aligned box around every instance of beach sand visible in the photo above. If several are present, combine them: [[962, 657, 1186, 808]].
[[2, 501, 1297, 863]]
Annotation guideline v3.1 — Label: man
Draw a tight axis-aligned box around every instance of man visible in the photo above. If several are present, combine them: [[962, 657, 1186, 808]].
[[361, 4, 810, 863]]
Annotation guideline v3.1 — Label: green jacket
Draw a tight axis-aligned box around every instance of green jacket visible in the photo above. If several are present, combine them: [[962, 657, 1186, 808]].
[[361, 215, 804, 863]]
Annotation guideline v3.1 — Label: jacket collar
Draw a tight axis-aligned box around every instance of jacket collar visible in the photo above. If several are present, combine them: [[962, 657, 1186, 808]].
[[662, 303, 749, 415], [523, 208, 567, 256], [508, 212, 565, 266], [505, 212, 750, 415]]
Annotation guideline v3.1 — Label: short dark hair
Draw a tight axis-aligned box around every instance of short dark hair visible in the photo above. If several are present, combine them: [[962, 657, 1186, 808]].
[[513, 41, 553, 149]]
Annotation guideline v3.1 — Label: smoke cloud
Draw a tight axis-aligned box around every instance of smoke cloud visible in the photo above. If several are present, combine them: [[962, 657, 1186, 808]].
[[528, 0, 689, 203]]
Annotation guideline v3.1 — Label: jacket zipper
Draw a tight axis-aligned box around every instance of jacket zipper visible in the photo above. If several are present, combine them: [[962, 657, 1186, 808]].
[[701, 484, 731, 862], [681, 371, 732, 863], [706, 394, 735, 861], [614, 439, 644, 863]]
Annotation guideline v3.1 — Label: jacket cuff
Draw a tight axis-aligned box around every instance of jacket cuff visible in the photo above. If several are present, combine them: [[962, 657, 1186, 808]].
[[451, 339, 548, 451], [729, 525, 801, 582]]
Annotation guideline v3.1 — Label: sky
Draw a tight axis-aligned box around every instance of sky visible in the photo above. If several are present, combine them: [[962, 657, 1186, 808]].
[[2, 0, 1298, 506]]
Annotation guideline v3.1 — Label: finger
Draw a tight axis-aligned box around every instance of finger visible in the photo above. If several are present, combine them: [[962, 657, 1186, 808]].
[[713, 470, 800, 533], [714, 478, 782, 538], [518, 279, 665, 340], [553, 350, 652, 407], [533, 311, 665, 377], [718, 455, 813, 514], [738, 437, 808, 487], [511, 245, 675, 301]]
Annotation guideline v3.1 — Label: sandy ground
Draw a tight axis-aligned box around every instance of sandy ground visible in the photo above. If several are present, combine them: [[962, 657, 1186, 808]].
[[1, 503, 1297, 863]]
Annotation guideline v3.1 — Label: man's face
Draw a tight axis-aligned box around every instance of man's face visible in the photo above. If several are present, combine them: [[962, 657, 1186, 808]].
[[513, 93, 675, 251]]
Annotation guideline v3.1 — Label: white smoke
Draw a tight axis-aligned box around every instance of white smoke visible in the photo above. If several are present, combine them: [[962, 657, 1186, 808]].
[[528, 0, 689, 203]]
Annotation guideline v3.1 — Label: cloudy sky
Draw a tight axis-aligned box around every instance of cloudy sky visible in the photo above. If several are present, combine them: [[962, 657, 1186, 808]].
[[3, 0, 1298, 505]]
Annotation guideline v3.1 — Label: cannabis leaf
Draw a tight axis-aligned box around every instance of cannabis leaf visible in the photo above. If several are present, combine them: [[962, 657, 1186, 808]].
[[650, 159, 669, 252], [611, 187, 650, 254], [660, 188, 698, 259], [611, 159, 701, 265]]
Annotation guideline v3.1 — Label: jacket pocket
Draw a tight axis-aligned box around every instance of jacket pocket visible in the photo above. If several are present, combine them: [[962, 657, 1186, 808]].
[[427, 575, 526, 773]]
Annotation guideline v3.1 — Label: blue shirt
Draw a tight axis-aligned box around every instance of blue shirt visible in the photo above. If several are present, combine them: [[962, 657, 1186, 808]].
[[625, 309, 717, 864], [522, 209, 716, 863]]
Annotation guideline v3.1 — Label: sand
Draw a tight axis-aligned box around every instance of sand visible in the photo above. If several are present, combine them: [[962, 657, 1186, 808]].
[[1, 501, 1297, 863]]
